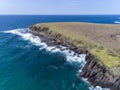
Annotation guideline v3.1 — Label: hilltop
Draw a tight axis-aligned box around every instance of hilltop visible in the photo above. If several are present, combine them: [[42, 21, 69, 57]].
[[32, 22, 120, 68], [29, 22, 120, 90]]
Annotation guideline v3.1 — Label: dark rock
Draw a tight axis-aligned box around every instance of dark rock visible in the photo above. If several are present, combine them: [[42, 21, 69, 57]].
[[80, 54, 120, 90], [29, 25, 120, 90]]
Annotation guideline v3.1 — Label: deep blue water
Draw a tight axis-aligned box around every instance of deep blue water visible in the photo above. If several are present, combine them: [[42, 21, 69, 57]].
[[0, 15, 119, 90]]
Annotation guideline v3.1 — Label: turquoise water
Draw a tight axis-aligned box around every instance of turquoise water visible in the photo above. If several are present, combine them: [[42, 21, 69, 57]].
[[0, 15, 119, 90]]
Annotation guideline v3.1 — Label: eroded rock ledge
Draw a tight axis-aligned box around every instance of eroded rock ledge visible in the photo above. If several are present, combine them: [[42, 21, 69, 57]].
[[81, 54, 120, 90], [29, 25, 120, 90]]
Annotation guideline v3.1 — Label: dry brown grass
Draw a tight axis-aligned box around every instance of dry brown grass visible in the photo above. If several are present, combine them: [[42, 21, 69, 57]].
[[34, 22, 120, 68]]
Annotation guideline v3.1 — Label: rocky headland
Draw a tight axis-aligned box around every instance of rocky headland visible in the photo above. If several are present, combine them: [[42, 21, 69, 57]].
[[29, 22, 120, 90]]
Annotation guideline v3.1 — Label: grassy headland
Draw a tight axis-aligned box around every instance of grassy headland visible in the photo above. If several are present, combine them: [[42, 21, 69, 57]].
[[33, 22, 120, 69]]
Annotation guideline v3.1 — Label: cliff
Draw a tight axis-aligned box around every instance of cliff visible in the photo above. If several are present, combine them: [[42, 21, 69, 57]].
[[29, 22, 120, 90], [81, 54, 120, 90]]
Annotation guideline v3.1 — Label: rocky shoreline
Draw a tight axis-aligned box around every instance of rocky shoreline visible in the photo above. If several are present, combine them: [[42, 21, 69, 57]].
[[29, 25, 120, 90]]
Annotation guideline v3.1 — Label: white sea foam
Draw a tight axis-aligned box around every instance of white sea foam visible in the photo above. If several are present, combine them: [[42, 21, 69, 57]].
[[89, 86, 110, 90], [114, 17, 120, 24], [4, 28, 47, 47], [80, 78, 110, 90], [3, 28, 86, 63], [114, 21, 120, 24], [3, 28, 110, 90]]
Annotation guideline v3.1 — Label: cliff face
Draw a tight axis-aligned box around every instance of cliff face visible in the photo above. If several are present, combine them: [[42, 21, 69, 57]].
[[29, 25, 120, 90], [81, 54, 120, 90], [29, 26, 87, 54]]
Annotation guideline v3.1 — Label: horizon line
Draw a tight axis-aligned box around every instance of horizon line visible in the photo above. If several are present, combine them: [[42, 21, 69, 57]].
[[0, 14, 120, 16]]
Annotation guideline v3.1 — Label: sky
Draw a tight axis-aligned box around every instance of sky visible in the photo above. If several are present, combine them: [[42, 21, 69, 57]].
[[0, 0, 120, 15]]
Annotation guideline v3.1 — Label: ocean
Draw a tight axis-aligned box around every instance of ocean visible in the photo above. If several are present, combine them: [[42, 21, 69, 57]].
[[0, 15, 119, 90]]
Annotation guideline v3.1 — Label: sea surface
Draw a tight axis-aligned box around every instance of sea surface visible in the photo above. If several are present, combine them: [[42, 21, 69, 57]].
[[0, 15, 119, 90]]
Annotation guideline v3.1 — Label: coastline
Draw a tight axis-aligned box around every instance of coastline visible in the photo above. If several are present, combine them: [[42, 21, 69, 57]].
[[29, 22, 120, 90]]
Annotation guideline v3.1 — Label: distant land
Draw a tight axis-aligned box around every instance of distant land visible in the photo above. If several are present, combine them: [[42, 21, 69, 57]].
[[29, 22, 120, 90]]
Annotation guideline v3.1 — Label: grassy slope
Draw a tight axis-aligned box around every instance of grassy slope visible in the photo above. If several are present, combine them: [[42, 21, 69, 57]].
[[34, 22, 120, 68]]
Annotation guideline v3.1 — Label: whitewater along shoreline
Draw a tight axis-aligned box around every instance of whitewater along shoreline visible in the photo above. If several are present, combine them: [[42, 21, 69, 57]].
[[29, 22, 120, 90]]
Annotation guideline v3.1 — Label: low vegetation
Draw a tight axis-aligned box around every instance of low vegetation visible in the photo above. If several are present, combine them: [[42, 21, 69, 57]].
[[34, 22, 120, 68]]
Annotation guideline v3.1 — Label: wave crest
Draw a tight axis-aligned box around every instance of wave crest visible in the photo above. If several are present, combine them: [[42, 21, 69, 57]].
[[114, 21, 120, 24], [3, 28, 86, 63], [3, 28, 109, 90]]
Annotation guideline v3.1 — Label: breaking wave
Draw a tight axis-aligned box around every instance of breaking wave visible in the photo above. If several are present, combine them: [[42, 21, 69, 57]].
[[3, 28, 86, 63], [114, 21, 120, 24], [3, 28, 109, 90], [114, 17, 120, 24]]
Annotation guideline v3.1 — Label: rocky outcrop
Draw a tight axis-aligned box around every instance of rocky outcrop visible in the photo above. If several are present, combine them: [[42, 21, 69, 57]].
[[29, 26, 87, 54], [29, 25, 120, 90], [80, 54, 120, 90]]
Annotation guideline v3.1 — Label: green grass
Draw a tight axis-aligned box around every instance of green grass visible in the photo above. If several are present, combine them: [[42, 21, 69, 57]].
[[34, 23, 120, 68], [91, 49, 120, 68]]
